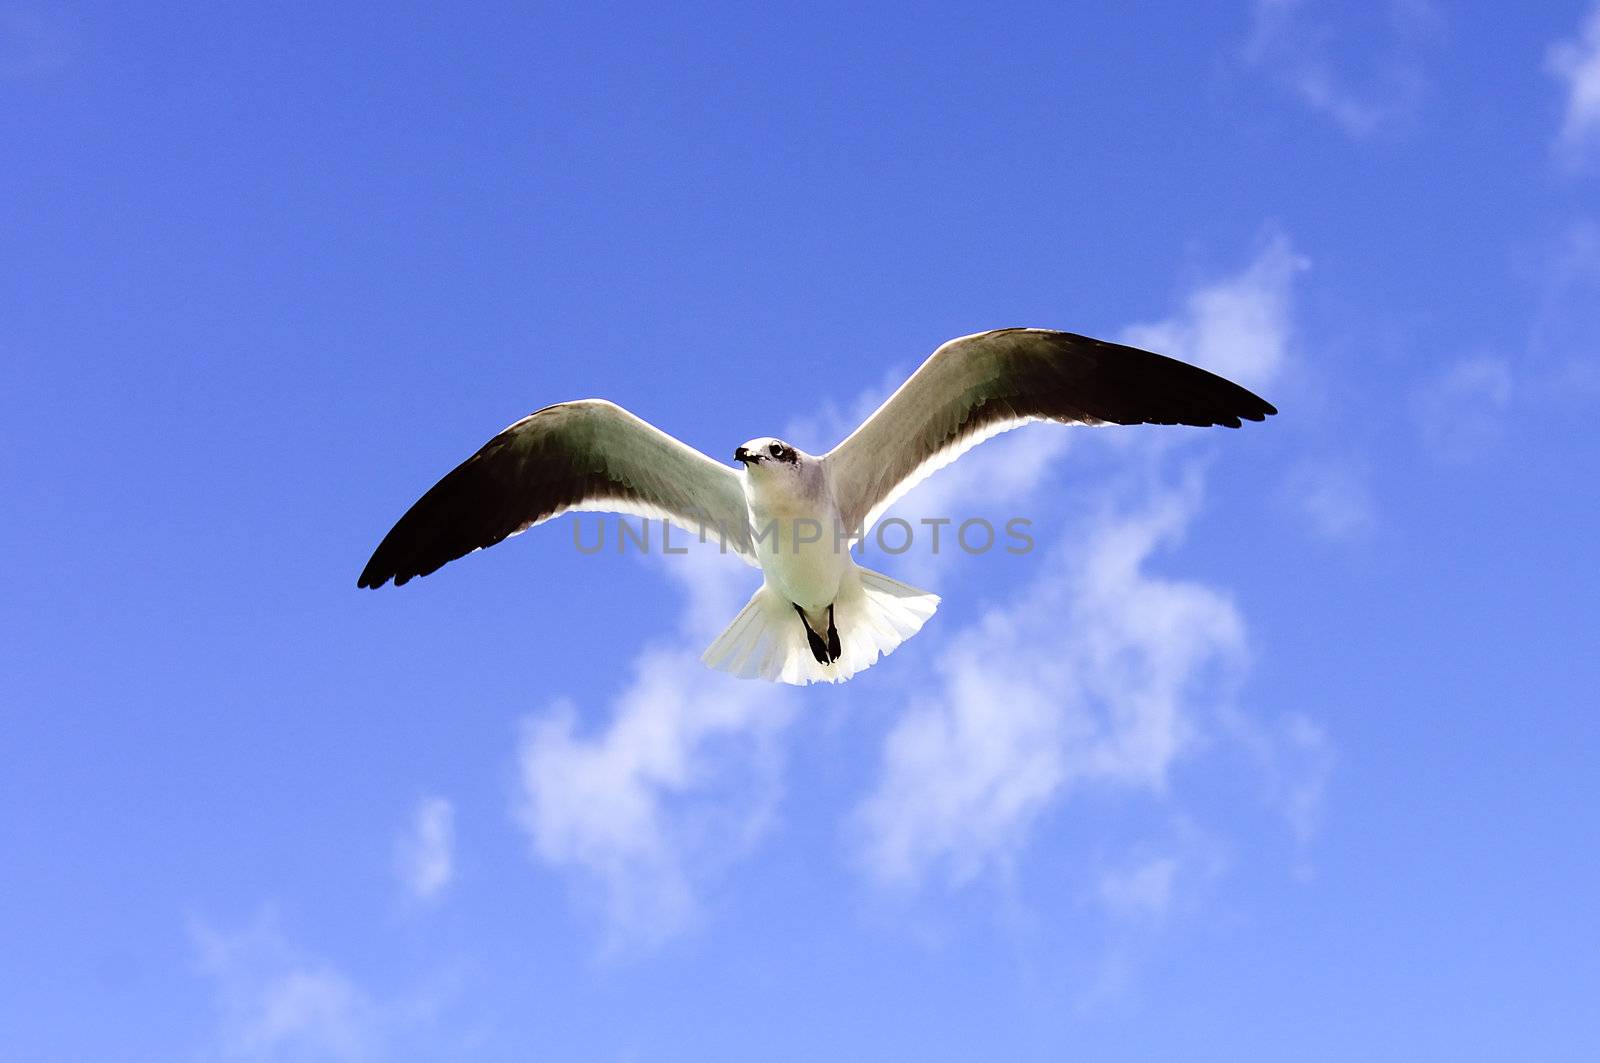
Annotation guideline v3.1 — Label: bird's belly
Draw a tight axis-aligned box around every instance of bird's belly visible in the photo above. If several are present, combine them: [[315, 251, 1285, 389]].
[[756, 530, 849, 611]]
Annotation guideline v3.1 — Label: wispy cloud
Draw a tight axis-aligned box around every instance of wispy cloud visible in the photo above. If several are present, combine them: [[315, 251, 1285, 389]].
[[1245, 0, 1438, 138], [396, 796, 455, 903], [191, 912, 457, 1061], [1095, 824, 1226, 928], [1097, 856, 1181, 925], [1070, 821, 1230, 1012], [855, 237, 1315, 891], [1283, 460, 1378, 543], [1411, 354, 1514, 463], [1527, 221, 1600, 397], [512, 547, 797, 951], [1548, 4, 1600, 166], [1120, 229, 1306, 390], [1422, 222, 1600, 455], [855, 472, 1248, 886], [1271, 713, 1335, 854], [1220, 706, 1335, 877]]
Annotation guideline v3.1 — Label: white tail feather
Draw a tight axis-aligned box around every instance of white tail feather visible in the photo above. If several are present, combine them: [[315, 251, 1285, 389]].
[[701, 566, 939, 685]]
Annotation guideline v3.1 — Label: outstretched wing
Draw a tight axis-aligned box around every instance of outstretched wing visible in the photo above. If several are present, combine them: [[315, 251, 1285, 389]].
[[359, 399, 753, 588], [825, 328, 1277, 535]]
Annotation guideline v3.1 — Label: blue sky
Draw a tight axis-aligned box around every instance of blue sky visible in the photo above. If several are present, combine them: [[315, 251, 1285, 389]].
[[3, 2, 1599, 1059]]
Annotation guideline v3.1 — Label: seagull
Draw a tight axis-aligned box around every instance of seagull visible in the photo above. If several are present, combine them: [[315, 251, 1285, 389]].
[[359, 328, 1275, 685]]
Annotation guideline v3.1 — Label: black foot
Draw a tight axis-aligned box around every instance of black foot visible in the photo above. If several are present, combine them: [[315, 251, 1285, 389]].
[[826, 604, 841, 661], [795, 604, 832, 666]]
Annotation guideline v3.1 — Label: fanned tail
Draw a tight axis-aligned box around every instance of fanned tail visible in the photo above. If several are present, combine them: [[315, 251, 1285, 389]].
[[701, 566, 939, 686]]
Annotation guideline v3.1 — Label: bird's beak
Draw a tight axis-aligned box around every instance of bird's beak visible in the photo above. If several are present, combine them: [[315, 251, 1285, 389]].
[[734, 446, 756, 465]]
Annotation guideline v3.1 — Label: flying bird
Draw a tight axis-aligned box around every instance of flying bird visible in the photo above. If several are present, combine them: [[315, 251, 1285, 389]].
[[359, 329, 1275, 685]]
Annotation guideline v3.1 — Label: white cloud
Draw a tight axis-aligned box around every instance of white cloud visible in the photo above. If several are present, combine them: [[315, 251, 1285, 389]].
[[1527, 222, 1600, 397], [193, 915, 389, 1061], [1097, 856, 1180, 924], [855, 473, 1248, 886], [1548, 4, 1600, 164], [1283, 461, 1378, 543], [191, 914, 475, 1060], [512, 546, 797, 950], [1273, 713, 1335, 852], [1412, 354, 1513, 462], [1246, 0, 1438, 138], [854, 238, 1322, 892], [1119, 230, 1306, 391], [1076, 827, 1231, 1011], [1095, 825, 1226, 927], [396, 796, 455, 902], [1219, 707, 1335, 878]]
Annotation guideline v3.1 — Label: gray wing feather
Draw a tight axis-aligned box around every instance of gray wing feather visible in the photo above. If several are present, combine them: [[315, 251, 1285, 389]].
[[359, 399, 752, 588], [825, 329, 1276, 534]]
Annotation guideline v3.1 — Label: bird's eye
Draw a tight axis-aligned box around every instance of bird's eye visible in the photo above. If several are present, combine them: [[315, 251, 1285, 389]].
[[768, 443, 783, 458]]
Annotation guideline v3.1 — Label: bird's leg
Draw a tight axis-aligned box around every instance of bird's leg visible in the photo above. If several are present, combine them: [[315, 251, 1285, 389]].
[[826, 604, 841, 662], [794, 603, 832, 666]]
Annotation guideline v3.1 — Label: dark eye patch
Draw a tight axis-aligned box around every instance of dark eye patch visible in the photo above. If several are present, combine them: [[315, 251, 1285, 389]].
[[768, 443, 782, 457]]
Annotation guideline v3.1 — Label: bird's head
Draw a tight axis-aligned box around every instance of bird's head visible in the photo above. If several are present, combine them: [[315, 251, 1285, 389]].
[[734, 437, 804, 474]]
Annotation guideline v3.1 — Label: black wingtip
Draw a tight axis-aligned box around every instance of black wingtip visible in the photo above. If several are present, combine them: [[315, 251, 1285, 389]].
[[356, 560, 395, 589], [1219, 393, 1276, 427], [1225, 379, 1277, 426], [1238, 403, 1276, 424]]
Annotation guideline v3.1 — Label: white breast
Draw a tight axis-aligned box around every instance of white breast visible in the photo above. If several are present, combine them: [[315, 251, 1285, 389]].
[[743, 468, 853, 611]]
